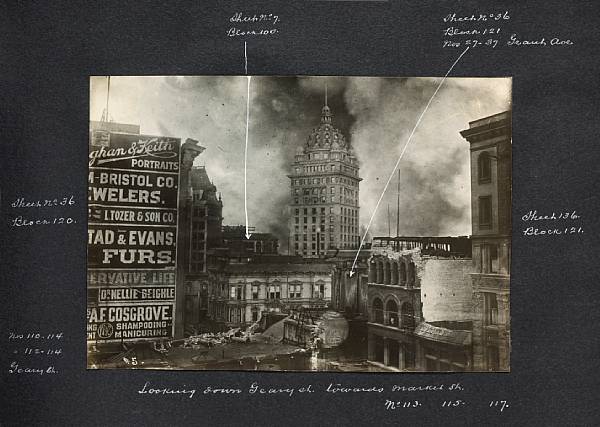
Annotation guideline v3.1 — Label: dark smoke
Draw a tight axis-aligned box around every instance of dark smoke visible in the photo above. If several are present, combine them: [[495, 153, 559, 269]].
[[345, 77, 511, 238], [91, 76, 511, 251]]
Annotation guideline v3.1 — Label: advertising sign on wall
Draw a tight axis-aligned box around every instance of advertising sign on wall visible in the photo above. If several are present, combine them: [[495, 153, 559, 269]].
[[87, 130, 180, 344], [86, 304, 173, 341]]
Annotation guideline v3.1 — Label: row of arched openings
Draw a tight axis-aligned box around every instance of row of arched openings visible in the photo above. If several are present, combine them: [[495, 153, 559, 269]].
[[369, 258, 416, 287], [371, 298, 416, 330]]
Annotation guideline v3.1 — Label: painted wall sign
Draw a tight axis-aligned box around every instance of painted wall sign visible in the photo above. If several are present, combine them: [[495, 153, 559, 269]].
[[87, 130, 180, 343]]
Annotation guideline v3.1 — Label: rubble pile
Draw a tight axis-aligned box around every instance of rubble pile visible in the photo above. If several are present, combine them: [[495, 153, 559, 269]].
[[181, 327, 257, 349]]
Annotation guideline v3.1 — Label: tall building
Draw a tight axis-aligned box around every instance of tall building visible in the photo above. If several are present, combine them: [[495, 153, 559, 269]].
[[289, 100, 361, 256], [188, 166, 223, 274], [460, 111, 512, 371], [181, 166, 224, 333]]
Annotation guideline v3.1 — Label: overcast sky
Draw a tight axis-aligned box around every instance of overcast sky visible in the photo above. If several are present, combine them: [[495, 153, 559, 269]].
[[91, 76, 511, 247]]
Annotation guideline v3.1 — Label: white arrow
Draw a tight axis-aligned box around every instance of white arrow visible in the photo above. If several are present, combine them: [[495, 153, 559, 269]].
[[349, 46, 470, 277], [244, 42, 252, 239]]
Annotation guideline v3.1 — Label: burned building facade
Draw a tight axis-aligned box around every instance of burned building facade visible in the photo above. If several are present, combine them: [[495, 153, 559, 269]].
[[330, 249, 371, 318], [222, 225, 279, 258], [366, 237, 473, 372], [208, 260, 333, 329], [181, 166, 224, 334]]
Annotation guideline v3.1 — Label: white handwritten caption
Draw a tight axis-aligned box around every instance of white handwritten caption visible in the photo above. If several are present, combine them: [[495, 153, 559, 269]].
[[10, 195, 77, 227], [137, 381, 509, 412], [442, 11, 573, 49], [227, 12, 280, 38], [7, 331, 64, 376], [521, 210, 584, 237]]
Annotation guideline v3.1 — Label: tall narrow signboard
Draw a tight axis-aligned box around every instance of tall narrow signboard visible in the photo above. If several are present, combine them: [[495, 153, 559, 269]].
[[87, 130, 180, 344]]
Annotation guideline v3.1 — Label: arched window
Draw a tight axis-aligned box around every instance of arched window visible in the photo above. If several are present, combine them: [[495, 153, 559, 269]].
[[408, 262, 416, 287], [386, 299, 399, 326], [369, 262, 376, 282], [384, 262, 391, 285], [373, 298, 384, 324], [391, 262, 399, 285], [376, 261, 384, 284], [401, 303, 415, 330], [478, 151, 492, 183], [399, 262, 407, 285]]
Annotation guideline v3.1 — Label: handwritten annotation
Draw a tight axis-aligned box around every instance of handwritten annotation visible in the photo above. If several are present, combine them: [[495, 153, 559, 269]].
[[7, 331, 64, 376], [521, 210, 584, 237], [442, 11, 573, 49], [227, 12, 280, 38], [136, 381, 509, 412], [10, 195, 77, 227]]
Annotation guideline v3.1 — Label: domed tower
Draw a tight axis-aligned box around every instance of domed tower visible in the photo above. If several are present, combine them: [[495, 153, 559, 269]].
[[288, 94, 361, 257]]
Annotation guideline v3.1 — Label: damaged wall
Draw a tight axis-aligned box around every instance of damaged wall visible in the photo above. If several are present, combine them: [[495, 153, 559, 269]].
[[420, 258, 473, 322]]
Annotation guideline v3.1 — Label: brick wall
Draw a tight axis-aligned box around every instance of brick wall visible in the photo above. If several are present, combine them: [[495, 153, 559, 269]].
[[420, 258, 473, 322]]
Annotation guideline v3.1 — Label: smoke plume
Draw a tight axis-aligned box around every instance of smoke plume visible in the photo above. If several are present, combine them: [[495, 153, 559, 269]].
[[90, 76, 511, 251]]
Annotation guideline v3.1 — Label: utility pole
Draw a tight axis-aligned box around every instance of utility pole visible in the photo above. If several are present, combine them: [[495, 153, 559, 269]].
[[387, 204, 391, 238], [396, 168, 400, 251]]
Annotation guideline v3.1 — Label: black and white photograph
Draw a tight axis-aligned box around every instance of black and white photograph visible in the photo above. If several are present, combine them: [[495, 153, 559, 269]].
[[4, 0, 600, 424], [87, 76, 512, 372]]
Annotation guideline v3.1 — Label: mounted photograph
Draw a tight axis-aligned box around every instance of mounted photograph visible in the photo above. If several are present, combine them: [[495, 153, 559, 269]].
[[87, 75, 511, 372]]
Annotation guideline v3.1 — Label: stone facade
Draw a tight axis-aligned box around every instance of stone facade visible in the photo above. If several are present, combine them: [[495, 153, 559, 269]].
[[288, 101, 361, 256], [175, 139, 206, 338], [366, 247, 424, 371], [330, 249, 371, 317], [208, 261, 333, 329], [366, 237, 473, 371], [180, 166, 224, 334], [420, 258, 473, 322], [461, 110, 512, 371]]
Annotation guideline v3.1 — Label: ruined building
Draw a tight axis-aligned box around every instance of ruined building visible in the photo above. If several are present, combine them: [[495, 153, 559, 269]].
[[222, 225, 279, 258], [330, 248, 371, 318], [366, 237, 473, 371], [208, 259, 333, 329], [181, 166, 224, 333]]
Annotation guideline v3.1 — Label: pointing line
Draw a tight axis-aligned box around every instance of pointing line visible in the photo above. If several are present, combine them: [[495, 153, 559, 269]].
[[244, 41, 252, 239], [244, 74, 252, 239], [244, 41, 248, 75], [349, 46, 470, 276]]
